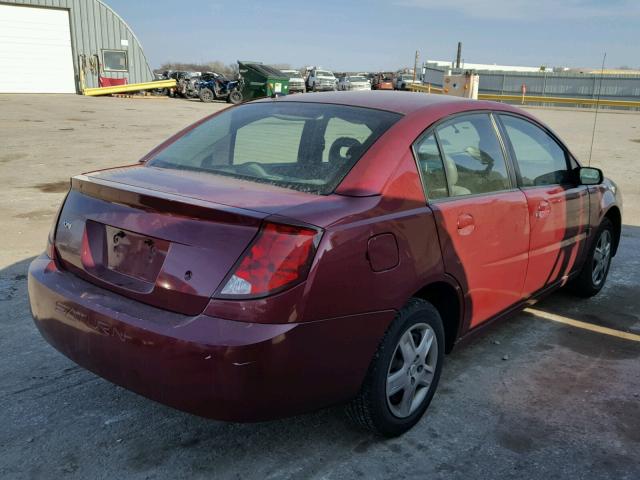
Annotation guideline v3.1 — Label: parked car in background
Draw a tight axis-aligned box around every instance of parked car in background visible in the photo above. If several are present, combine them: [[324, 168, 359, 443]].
[[281, 69, 306, 93], [29, 92, 621, 438], [151, 73, 172, 96], [338, 75, 371, 91], [372, 73, 394, 90], [176, 72, 202, 99], [306, 68, 337, 91], [395, 73, 419, 90]]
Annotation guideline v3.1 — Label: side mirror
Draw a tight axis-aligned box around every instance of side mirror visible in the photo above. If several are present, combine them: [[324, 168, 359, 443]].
[[579, 167, 603, 185]]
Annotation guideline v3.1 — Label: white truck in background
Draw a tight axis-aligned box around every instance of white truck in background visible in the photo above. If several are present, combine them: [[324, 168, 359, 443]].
[[305, 67, 337, 92], [280, 69, 306, 94]]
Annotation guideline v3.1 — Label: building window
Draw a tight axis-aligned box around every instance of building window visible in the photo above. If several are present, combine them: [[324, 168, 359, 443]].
[[103, 50, 128, 72]]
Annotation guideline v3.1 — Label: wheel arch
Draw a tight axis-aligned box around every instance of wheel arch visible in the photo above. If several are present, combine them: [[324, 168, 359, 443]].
[[411, 279, 464, 353], [604, 206, 622, 256]]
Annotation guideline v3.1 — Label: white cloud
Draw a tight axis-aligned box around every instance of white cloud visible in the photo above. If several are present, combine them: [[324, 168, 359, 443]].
[[395, 0, 640, 20]]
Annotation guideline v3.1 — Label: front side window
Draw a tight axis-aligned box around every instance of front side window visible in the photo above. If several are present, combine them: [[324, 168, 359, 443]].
[[413, 133, 448, 200], [499, 115, 571, 186], [147, 103, 401, 194], [103, 50, 128, 72], [435, 113, 511, 196]]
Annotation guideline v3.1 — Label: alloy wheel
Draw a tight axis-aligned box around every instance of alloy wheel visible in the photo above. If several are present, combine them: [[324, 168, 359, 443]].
[[386, 323, 438, 418], [592, 229, 612, 286]]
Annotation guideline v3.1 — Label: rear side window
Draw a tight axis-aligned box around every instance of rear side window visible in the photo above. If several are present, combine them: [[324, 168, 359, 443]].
[[499, 115, 570, 186], [148, 103, 401, 194], [323, 118, 372, 163], [413, 133, 448, 199], [435, 113, 511, 196]]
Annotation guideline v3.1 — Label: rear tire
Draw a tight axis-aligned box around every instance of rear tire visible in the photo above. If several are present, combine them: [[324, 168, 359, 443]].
[[228, 90, 243, 105], [346, 298, 444, 437], [568, 217, 614, 297]]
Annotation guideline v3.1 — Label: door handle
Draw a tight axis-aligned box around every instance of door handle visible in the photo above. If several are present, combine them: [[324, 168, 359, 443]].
[[457, 213, 475, 236], [535, 200, 551, 219]]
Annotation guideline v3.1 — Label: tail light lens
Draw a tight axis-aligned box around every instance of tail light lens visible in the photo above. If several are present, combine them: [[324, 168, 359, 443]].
[[216, 222, 321, 299]]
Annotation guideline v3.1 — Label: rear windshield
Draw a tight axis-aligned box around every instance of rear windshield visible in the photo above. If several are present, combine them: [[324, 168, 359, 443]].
[[283, 70, 302, 78], [147, 102, 401, 194]]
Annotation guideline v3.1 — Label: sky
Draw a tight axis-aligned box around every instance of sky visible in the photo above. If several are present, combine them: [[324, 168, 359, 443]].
[[106, 0, 640, 72]]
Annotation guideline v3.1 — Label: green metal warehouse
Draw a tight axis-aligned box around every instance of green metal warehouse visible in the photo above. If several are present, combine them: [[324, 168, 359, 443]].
[[0, 0, 153, 93]]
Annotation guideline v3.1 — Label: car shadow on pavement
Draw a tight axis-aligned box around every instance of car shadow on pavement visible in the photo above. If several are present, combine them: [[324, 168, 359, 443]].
[[529, 224, 639, 334]]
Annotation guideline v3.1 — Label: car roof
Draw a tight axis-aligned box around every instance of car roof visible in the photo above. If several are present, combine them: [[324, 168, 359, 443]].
[[255, 90, 519, 116]]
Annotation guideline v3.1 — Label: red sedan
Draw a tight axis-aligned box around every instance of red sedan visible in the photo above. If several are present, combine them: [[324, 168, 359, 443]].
[[28, 91, 622, 436]]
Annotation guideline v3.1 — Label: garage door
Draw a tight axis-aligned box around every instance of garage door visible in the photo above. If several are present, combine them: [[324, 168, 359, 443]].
[[0, 4, 76, 93]]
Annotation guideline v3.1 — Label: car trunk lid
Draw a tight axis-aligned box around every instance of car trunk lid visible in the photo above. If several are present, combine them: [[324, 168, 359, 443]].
[[53, 166, 321, 315]]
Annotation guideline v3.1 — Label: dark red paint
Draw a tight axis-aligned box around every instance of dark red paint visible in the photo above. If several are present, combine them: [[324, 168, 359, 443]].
[[28, 91, 622, 421]]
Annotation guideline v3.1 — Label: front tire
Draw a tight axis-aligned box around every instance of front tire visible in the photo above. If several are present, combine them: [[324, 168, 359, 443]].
[[569, 218, 614, 297], [199, 88, 214, 103], [346, 298, 444, 437]]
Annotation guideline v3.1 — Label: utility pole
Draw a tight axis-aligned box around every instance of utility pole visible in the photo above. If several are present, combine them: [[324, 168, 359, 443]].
[[413, 50, 419, 82], [456, 42, 462, 69]]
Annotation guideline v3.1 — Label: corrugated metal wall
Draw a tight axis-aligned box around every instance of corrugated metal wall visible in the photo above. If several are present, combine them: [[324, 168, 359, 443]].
[[477, 71, 640, 100], [422, 65, 640, 101], [1, 0, 154, 90]]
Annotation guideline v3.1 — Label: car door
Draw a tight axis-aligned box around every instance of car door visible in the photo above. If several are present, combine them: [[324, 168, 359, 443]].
[[496, 114, 590, 296], [414, 113, 530, 329]]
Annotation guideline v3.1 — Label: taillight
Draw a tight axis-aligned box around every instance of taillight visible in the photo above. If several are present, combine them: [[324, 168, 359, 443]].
[[216, 222, 321, 299]]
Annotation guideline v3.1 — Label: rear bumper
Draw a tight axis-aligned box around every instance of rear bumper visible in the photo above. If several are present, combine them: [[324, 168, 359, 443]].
[[313, 84, 336, 91], [28, 255, 393, 421]]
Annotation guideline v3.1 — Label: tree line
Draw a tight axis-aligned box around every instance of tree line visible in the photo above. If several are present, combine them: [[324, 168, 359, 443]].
[[156, 61, 293, 75]]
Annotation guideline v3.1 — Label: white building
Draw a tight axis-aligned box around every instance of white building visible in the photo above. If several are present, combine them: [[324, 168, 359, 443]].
[[426, 60, 548, 73]]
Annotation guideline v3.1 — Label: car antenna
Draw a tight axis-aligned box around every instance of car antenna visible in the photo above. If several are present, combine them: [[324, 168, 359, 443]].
[[588, 52, 607, 166]]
